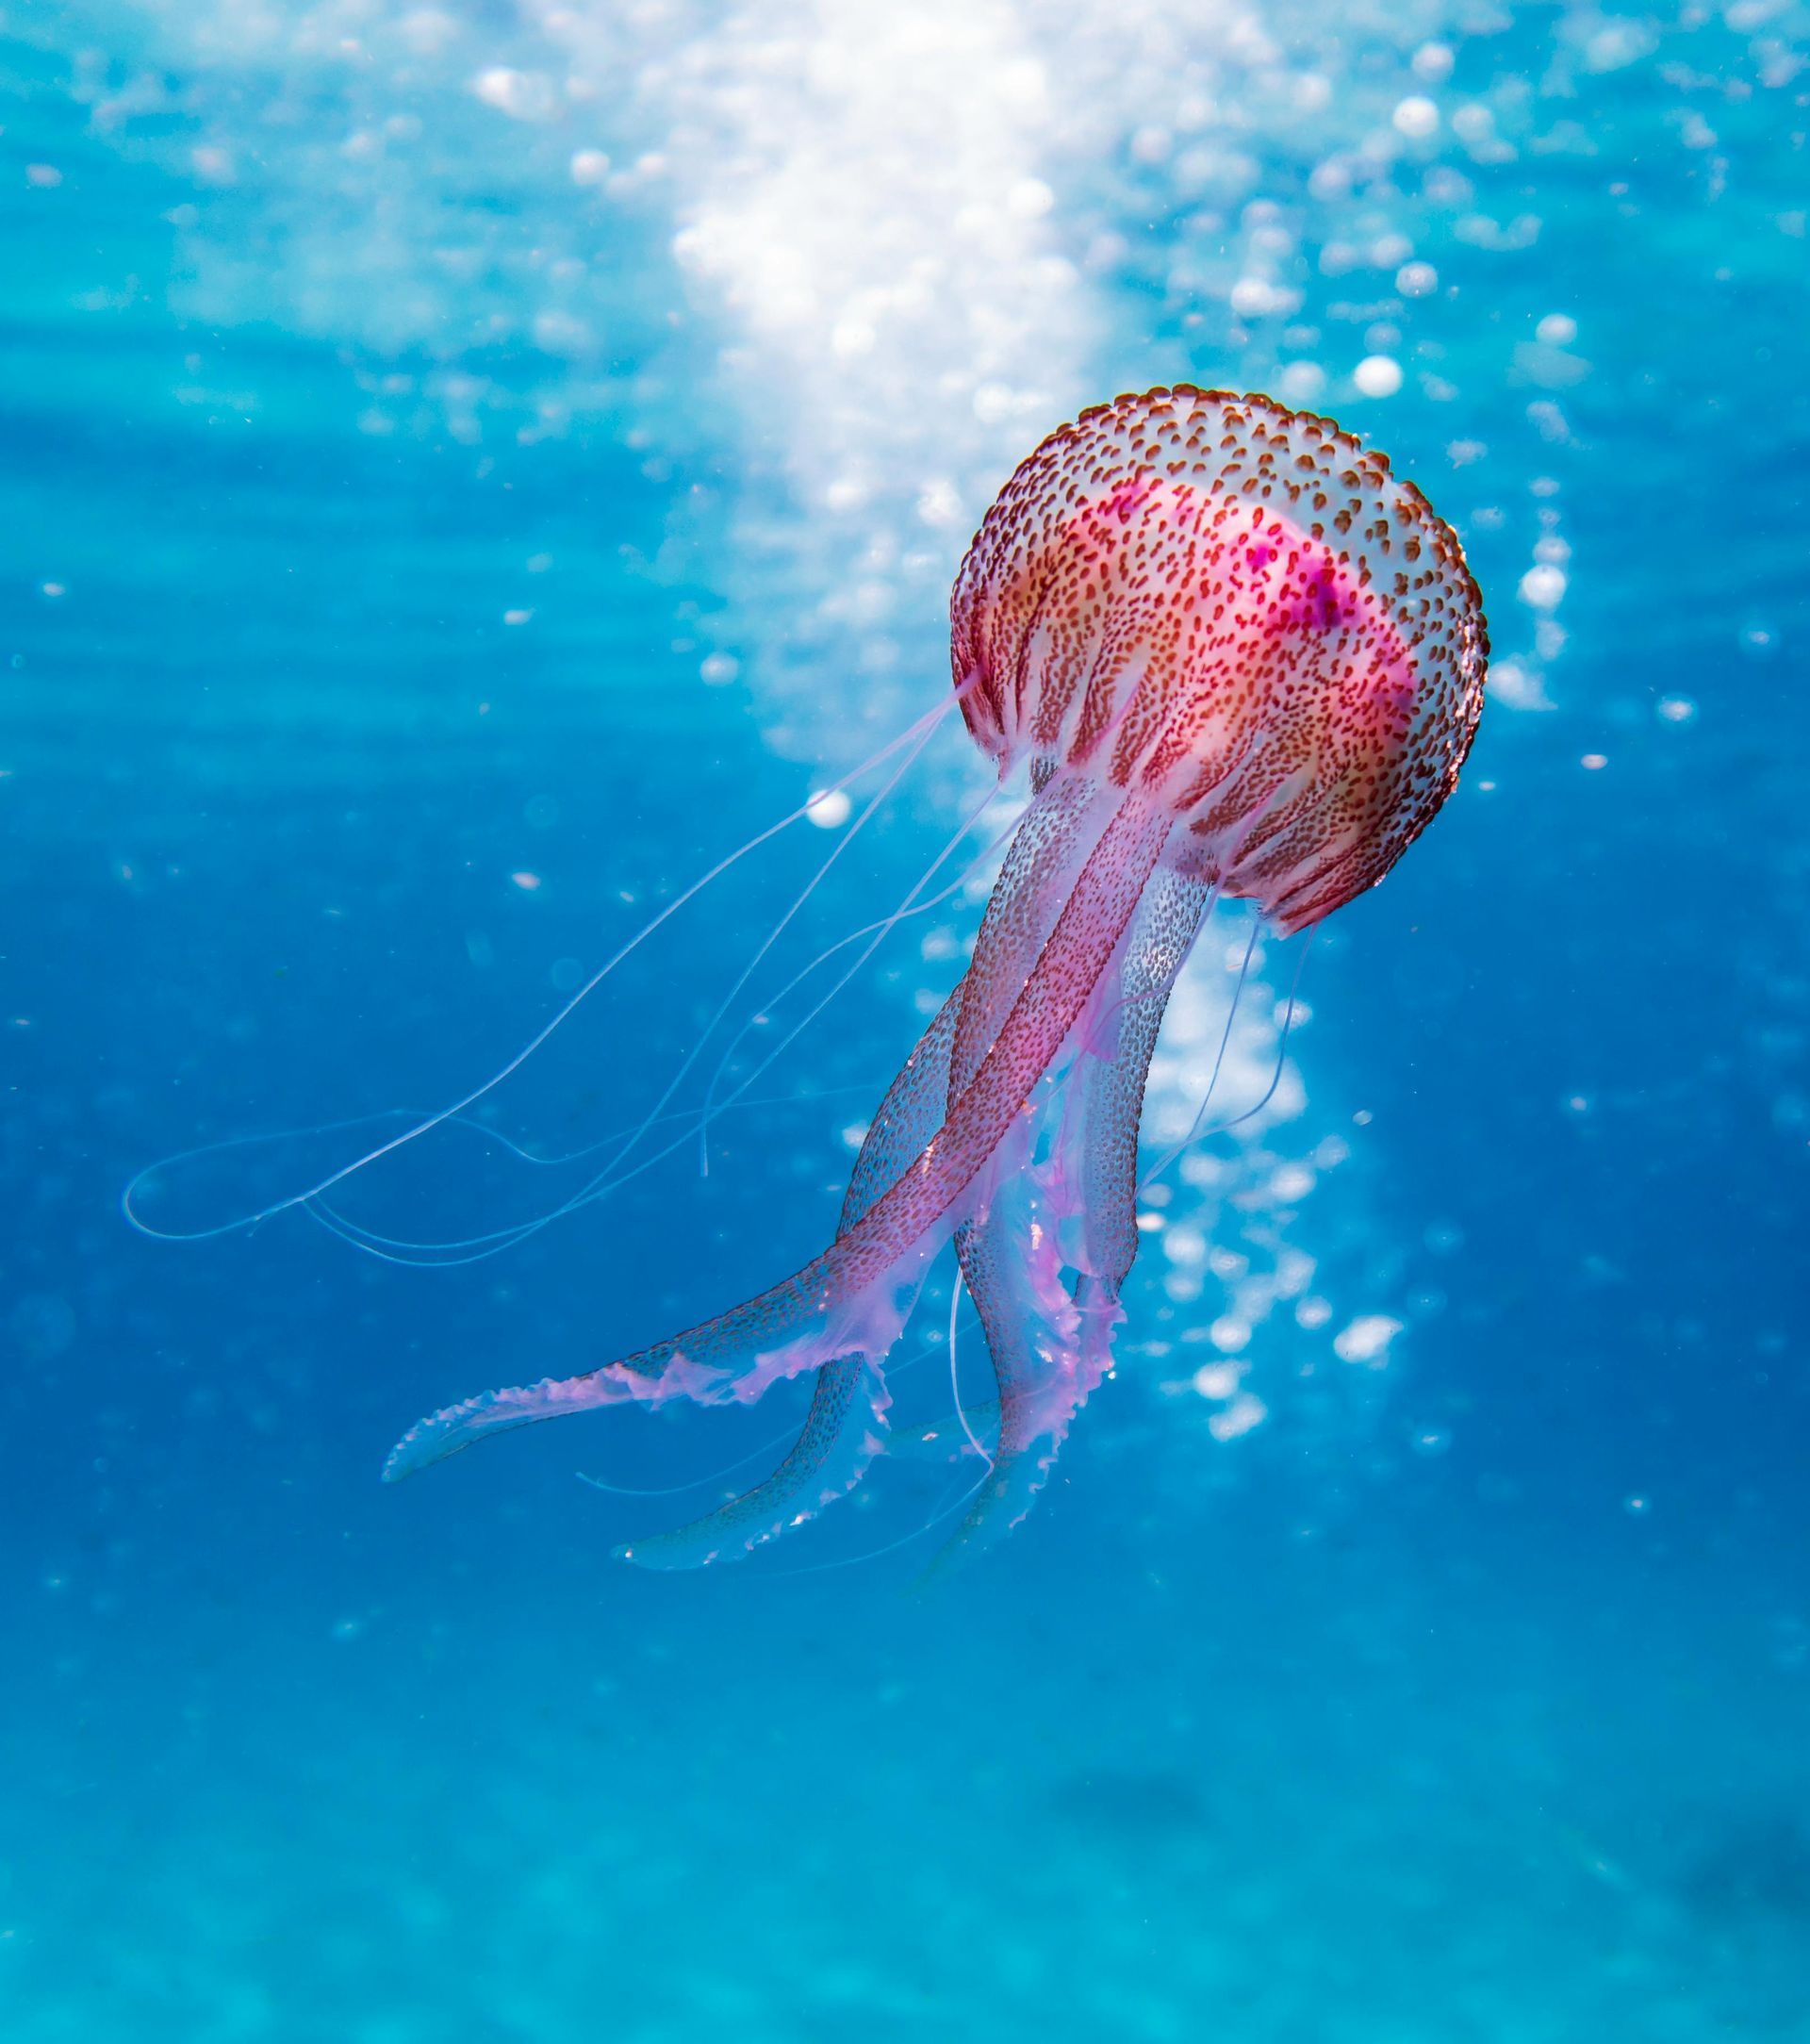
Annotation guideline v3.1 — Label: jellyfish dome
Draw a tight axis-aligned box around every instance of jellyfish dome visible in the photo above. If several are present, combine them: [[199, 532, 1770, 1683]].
[[382, 387, 1488, 1568], [953, 387, 1486, 931]]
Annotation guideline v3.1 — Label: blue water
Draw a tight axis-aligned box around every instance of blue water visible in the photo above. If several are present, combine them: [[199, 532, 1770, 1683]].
[[6, 5, 1809, 2038]]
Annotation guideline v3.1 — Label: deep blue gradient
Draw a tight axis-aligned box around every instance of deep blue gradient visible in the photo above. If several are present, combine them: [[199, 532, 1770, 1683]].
[[5, 6, 1808, 2039]]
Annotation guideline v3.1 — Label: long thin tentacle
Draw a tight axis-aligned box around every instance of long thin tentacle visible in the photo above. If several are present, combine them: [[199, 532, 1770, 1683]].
[[123, 685, 971, 1246], [303, 790, 1007, 1266], [695, 779, 1006, 1173]]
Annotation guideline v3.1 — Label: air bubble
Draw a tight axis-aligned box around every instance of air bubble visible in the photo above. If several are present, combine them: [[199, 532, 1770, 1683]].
[[1354, 354, 1404, 398], [805, 789, 852, 830], [1412, 42, 1456, 84], [1334, 1314, 1402, 1365], [1739, 624, 1779, 659], [1518, 564, 1566, 610]]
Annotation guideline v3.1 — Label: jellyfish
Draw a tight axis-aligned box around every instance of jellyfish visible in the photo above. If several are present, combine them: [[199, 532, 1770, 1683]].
[[378, 385, 1488, 1566]]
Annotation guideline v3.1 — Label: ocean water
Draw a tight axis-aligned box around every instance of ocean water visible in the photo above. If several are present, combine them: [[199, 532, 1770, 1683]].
[[5, 3, 1809, 2038]]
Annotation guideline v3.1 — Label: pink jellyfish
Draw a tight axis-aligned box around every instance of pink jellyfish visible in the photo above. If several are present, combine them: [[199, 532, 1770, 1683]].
[[384, 386, 1489, 1566]]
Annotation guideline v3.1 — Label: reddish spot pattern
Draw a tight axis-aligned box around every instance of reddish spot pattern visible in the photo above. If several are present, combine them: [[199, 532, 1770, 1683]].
[[951, 386, 1489, 931]]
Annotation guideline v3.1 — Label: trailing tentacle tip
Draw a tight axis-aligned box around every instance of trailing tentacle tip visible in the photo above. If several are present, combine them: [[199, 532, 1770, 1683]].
[[381, 1381, 552, 1482]]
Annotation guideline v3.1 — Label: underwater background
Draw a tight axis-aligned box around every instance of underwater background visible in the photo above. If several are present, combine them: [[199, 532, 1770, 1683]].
[[5, 2, 1809, 2037]]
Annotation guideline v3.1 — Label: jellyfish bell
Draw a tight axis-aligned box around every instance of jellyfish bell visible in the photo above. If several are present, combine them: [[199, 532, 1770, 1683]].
[[371, 387, 1487, 1567], [953, 389, 1485, 933]]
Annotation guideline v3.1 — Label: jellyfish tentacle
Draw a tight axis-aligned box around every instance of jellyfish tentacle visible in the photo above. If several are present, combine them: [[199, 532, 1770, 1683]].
[[939, 864, 1213, 1562], [887, 1399, 1002, 1465], [304, 793, 1009, 1271], [946, 1133, 1072, 1536], [1070, 868, 1216, 1291], [518, 696, 938, 1216], [614, 1352, 890, 1570], [695, 791, 1008, 1162], [922, 767, 1134, 1544], [620, 776, 1124, 1565], [614, 988, 964, 1568], [948, 772, 1119, 1093], [382, 789, 1175, 1486]]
